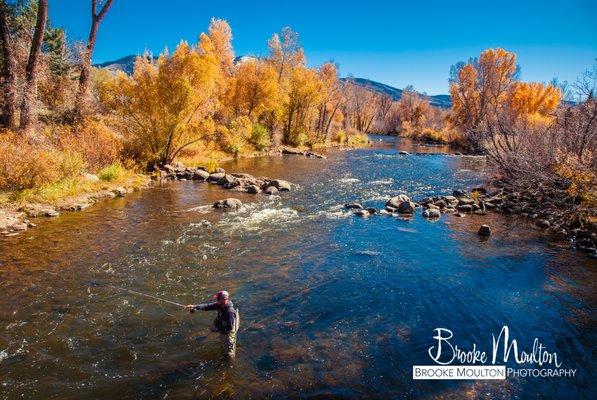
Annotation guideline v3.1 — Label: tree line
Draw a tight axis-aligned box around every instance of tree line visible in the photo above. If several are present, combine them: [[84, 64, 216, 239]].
[[0, 0, 594, 210]]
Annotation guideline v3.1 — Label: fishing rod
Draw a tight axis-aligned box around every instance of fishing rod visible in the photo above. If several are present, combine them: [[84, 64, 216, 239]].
[[89, 280, 195, 312]]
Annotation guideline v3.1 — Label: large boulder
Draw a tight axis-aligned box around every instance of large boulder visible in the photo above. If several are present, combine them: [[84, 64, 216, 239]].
[[207, 172, 225, 182], [192, 169, 210, 180], [386, 194, 410, 209], [217, 174, 239, 187], [397, 201, 415, 214], [247, 185, 261, 194], [213, 198, 243, 209], [264, 186, 279, 195], [268, 179, 291, 191]]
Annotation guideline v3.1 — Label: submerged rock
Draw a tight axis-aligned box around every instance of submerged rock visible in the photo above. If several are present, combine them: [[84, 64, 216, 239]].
[[344, 203, 363, 210], [398, 150, 409, 155]]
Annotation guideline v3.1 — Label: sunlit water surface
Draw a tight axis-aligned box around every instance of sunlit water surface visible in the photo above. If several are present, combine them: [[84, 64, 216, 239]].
[[0, 137, 595, 399]]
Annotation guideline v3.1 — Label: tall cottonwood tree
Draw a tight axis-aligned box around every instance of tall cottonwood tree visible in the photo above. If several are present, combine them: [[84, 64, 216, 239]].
[[19, 0, 47, 133], [74, 0, 114, 120], [0, 0, 17, 130]]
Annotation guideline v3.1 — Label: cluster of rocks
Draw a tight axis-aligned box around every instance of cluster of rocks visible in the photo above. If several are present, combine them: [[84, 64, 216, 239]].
[[346, 186, 596, 256], [156, 162, 292, 196], [278, 146, 326, 159], [1, 185, 137, 236]]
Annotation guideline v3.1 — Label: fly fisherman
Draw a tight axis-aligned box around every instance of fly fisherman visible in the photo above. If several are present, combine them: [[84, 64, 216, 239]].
[[186, 290, 239, 358]]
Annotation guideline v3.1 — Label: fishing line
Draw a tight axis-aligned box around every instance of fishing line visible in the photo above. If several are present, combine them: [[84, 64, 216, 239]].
[[89, 280, 187, 309]]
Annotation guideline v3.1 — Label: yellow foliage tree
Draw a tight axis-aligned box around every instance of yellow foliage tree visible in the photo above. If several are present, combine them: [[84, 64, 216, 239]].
[[282, 65, 322, 145], [227, 58, 280, 121], [100, 41, 219, 167]]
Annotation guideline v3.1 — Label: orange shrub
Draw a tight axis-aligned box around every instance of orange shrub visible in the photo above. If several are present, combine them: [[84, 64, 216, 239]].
[[59, 119, 122, 172], [0, 132, 84, 191]]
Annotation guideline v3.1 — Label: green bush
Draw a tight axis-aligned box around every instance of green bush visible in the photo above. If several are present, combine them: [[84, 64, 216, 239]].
[[250, 123, 270, 151], [97, 162, 125, 182]]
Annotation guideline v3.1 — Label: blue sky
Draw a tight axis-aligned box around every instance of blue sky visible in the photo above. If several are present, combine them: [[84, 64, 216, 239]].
[[50, 0, 596, 95]]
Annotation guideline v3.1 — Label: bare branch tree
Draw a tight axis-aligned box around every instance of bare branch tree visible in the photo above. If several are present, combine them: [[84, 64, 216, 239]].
[[18, 0, 47, 133], [0, 0, 17, 130], [74, 0, 114, 120]]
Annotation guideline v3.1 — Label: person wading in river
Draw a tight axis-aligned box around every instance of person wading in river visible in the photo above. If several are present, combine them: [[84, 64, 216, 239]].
[[186, 290, 239, 358]]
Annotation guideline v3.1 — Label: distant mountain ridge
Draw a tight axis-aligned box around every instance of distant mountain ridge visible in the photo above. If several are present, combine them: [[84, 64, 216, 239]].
[[94, 55, 451, 108], [341, 77, 451, 108]]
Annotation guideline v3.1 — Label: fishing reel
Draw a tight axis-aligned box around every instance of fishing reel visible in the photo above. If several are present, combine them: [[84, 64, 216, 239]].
[[189, 308, 195, 314]]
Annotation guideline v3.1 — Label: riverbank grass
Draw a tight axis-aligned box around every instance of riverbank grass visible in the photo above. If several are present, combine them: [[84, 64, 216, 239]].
[[0, 163, 146, 206]]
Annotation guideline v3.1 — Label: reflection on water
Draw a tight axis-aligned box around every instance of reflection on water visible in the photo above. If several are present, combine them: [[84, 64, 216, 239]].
[[0, 137, 595, 399]]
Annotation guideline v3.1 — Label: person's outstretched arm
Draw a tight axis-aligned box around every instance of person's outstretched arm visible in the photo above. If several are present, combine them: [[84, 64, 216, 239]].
[[186, 302, 218, 311]]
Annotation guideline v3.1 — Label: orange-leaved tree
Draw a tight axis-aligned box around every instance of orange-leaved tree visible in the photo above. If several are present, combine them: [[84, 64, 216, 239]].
[[100, 40, 219, 168]]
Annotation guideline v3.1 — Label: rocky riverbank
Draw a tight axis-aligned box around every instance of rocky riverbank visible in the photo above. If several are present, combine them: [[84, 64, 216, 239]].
[[346, 186, 596, 258], [0, 159, 294, 237]]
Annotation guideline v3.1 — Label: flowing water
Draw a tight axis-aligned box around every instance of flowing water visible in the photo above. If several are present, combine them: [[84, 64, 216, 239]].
[[0, 137, 595, 399]]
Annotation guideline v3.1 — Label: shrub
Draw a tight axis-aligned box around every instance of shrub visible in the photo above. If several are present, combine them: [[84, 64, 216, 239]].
[[335, 130, 347, 144], [250, 123, 270, 150], [0, 132, 83, 191], [59, 119, 122, 171], [97, 162, 125, 182]]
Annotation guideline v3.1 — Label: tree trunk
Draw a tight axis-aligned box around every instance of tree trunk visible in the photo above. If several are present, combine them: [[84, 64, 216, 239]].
[[19, 0, 47, 133], [0, 2, 17, 130], [74, 0, 114, 121]]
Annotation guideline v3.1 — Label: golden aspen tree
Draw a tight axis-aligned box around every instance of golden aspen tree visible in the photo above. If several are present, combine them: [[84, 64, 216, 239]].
[[101, 41, 219, 167]]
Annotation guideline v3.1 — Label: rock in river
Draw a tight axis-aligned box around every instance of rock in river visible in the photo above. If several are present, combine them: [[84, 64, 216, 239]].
[[213, 198, 243, 209], [422, 209, 441, 219], [478, 224, 491, 236], [192, 169, 210, 180], [344, 203, 363, 210], [397, 201, 415, 214], [264, 186, 279, 195], [267, 179, 291, 191], [217, 174, 238, 186], [247, 185, 261, 194], [386, 194, 410, 209], [207, 172, 225, 182]]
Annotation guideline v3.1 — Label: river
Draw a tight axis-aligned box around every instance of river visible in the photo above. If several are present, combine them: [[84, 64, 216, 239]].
[[0, 136, 594, 399]]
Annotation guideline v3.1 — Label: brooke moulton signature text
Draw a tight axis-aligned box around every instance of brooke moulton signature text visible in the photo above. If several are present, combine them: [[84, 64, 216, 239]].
[[428, 326, 562, 367]]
